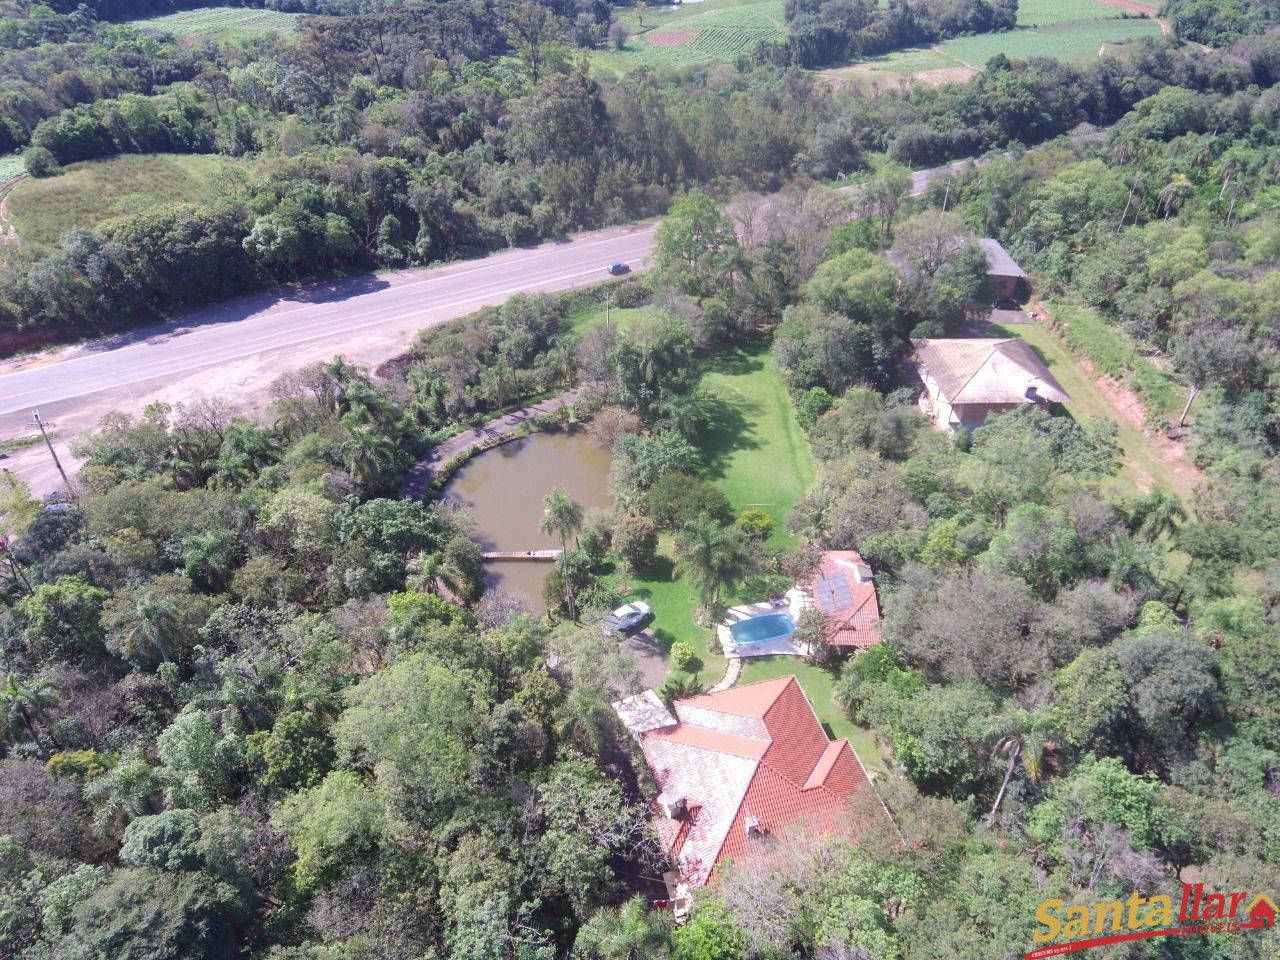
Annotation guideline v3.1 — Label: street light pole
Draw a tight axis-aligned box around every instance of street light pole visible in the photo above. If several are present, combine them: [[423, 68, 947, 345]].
[[31, 410, 71, 492]]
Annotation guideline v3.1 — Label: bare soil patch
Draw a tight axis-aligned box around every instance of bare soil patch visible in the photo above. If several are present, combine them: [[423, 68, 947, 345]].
[[646, 28, 694, 46], [818, 62, 976, 90]]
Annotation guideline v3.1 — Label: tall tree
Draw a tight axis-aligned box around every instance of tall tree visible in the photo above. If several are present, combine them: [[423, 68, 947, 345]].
[[541, 487, 585, 617], [0, 673, 59, 756]]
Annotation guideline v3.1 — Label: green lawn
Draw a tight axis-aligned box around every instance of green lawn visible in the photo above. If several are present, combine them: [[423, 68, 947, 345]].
[[7, 153, 246, 256], [986, 320, 1198, 501], [738, 656, 892, 779], [0, 155, 23, 180], [697, 348, 815, 551], [128, 5, 305, 40]]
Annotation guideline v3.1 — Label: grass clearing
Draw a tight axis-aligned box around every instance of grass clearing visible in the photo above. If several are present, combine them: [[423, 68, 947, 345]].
[[1043, 300, 1183, 422], [986, 320, 1197, 501], [854, 15, 1159, 76], [0, 155, 24, 180], [7, 154, 245, 256], [1015, 0, 1125, 25], [738, 656, 892, 778], [566, 303, 656, 337], [128, 6, 305, 40], [592, 0, 785, 75]]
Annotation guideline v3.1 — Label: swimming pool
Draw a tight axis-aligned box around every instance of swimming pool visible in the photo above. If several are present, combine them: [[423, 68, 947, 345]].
[[729, 612, 796, 645]]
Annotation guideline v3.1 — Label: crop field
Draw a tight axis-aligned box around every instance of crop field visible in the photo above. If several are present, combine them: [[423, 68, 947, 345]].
[[592, 0, 786, 73], [846, 15, 1160, 79], [7, 153, 245, 256], [128, 6, 305, 40]]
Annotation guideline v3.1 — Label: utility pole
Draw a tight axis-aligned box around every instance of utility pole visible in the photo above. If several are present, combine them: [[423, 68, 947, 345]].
[[31, 410, 70, 492]]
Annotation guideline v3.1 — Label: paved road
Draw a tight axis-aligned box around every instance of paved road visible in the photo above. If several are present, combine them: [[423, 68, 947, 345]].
[[0, 157, 969, 493]]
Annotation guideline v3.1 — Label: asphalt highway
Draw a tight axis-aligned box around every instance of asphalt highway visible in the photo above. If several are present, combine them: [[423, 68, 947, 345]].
[[0, 158, 963, 492]]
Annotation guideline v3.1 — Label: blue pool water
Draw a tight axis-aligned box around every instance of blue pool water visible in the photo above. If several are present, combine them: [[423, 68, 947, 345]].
[[729, 612, 796, 645]]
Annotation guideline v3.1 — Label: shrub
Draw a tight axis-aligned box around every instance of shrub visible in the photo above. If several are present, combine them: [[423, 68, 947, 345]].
[[735, 507, 774, 541], [647, 473, 734, 529], [796, 387, 835, 429], [612, 278, 652, 308], [613, 515, 659, 571], [670, 641, 700, 673], [23, 146, 61, 177]]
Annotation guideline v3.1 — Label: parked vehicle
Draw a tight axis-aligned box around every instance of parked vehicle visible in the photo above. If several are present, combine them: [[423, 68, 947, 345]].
[[603, 600, 653, 636]]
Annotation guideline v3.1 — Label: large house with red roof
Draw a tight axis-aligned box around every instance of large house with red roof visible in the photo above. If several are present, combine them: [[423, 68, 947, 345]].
[[614, 676, 891, 889]]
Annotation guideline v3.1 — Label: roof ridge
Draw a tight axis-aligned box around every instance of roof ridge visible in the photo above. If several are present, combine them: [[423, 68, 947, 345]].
[[949, 339, 1004, 404]]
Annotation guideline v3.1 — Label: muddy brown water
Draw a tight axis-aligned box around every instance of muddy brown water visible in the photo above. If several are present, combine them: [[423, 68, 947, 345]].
[[441, 429, 613, 610]]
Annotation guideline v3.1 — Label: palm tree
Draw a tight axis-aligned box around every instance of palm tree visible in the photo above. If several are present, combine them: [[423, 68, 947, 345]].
[[0, 672, 59, 755], [984, 706, 1059, 822], [179, 529, 236, 592], [1130, 490, 1187, 542], [1157, 174, 1194, 220], [656, 389, 718, 441], [541, 486, 584, 616], [674, 519, 758, 610], [658, 674, 706, 708], [338, 424, 397, 490], [83, 750, 164, 834], [122, 591, 179, 665], [406, 551, 447, 594], [575, 896, 674, 959]]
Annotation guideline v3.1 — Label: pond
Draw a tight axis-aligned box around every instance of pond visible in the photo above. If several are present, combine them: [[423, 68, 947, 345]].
[[441, 429, 613, 610]]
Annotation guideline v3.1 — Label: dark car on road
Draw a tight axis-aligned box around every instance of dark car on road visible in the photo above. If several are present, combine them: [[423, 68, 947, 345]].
[[607, 261, 630, 276]]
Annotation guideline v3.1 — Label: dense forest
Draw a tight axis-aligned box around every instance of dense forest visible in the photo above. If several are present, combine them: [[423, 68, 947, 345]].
[[2, 0, 1279, 347], [3, 0, 1280, 957]]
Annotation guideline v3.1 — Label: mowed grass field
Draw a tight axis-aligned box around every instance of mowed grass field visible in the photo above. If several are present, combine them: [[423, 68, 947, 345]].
[[128, 5, 305, 40], [592, 0, 785, 74], [7, 153, 244, 256], [827, 0, 1161, 84]]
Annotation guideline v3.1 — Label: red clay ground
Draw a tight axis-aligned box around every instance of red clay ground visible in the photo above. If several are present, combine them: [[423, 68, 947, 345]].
[[645, 28, 694, 46]]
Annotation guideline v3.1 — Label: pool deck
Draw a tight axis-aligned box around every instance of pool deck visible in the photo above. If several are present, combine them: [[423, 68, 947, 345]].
[[716, 592, 812, 660]]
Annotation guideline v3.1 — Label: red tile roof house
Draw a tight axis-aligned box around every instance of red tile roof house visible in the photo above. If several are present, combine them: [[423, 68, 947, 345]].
[[795, 550, 884, 653], [613, 677, 893, 892]]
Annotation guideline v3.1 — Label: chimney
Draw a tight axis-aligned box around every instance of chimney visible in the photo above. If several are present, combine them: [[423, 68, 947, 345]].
[[658, 789, 687, 820], [1026, 378, 1040, 401], [745, 815, 765, 838]]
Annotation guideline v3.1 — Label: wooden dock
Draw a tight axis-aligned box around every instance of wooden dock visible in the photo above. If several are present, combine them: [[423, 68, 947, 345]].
[[482, 550, 562, 561]]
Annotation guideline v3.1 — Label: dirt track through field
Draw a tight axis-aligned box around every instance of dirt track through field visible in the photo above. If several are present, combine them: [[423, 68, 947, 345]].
[[0, 176, 22, 247]]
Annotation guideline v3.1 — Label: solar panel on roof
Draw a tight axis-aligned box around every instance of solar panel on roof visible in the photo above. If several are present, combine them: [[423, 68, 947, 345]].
[[814, 574, 836, 612], [831, 577, 853, 607]]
